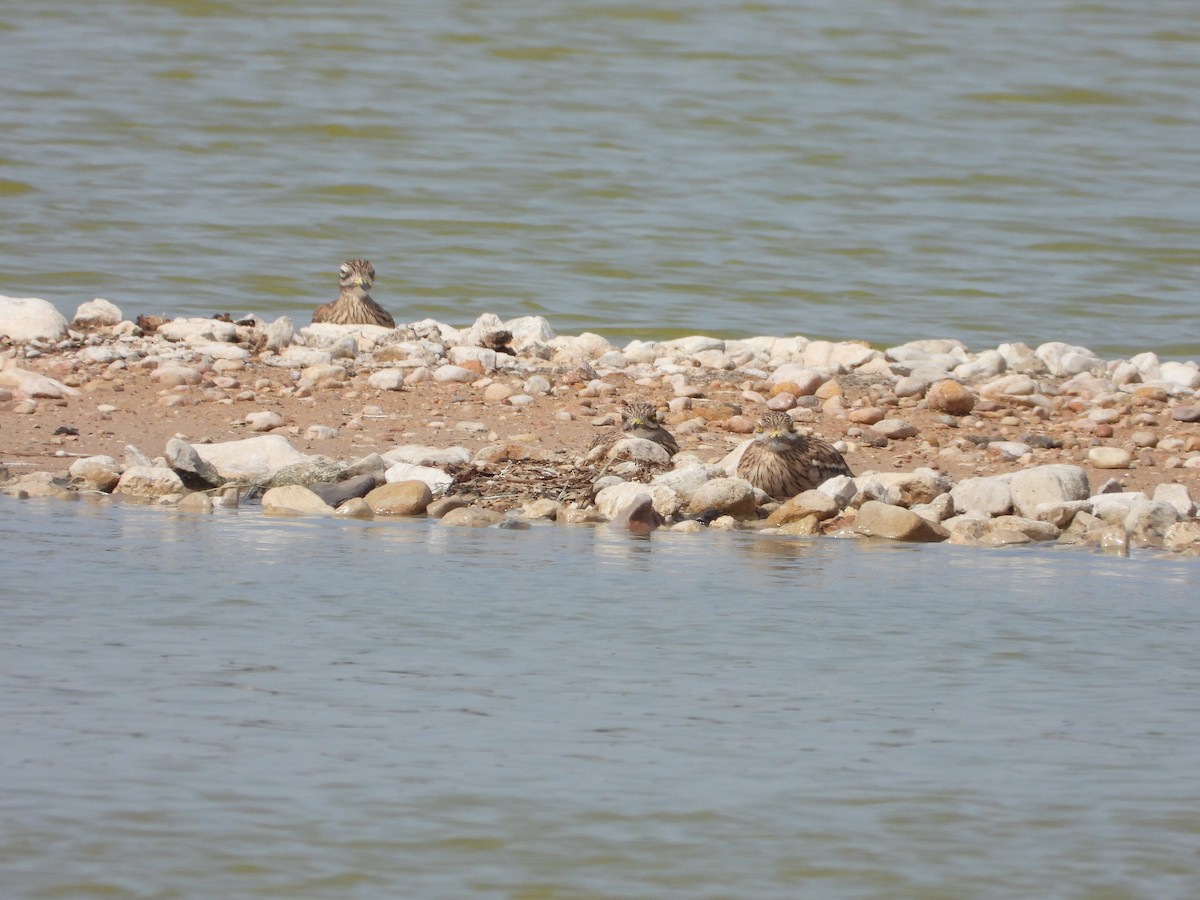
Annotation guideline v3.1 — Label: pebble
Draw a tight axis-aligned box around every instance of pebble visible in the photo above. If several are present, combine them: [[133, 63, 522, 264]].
[[871, 419, 918, 440], [1088, 446, 1133, 470]]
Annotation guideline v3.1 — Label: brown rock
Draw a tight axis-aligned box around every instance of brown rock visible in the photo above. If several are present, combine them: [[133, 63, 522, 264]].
[[366, 480, 432, 515], [765, 490, 840, 527], [852, 500, 949, 542], [606, 494, 666, 533], [440, 506, 507, 527], [848, 406, 885, 425], [926, 380, 976, 416]]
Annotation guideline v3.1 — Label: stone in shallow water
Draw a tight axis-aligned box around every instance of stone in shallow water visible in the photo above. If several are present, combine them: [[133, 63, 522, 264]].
[[68, 455, 121, 492], [606, 494, 665, 533], [685, 478, 757, 519], [440, 506, 508, 527], [852, 501, 949, 543], [262, 485, 334, 516], [366, 481, 432, 515], [115, 466, 185, 499]]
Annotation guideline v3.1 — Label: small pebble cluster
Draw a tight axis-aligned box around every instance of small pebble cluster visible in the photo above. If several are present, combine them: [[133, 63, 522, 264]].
[[2, 293, 1199, 555]]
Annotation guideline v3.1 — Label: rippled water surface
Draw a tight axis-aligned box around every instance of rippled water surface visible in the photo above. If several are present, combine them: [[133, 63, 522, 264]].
[[1, 1, 1198, 355], [3, 497, 1200, 897]]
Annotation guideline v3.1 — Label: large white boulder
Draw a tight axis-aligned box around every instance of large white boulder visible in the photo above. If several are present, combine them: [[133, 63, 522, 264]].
[[0, 295, 69, 342]]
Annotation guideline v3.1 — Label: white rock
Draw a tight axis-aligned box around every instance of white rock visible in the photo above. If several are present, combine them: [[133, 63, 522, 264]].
[[663, 335, 726, 356], [651, 463, 716, 502], [301, 322, 394, 349], [951, 475, 1014, 517], [829, 342, 882, 370], [157, 318, 239, 344], [980, 373, 1038, 397], [1159, 361, 1200, 390], [245, 411, 285, 432], [1035, 341, 1104, 377], [368, 369, 406, 391], [1128, 351, 1161, 381], [383, 462, 454, 491], [768, 364, 825, 394], [686, 477, 758, 517], [114, 466, 185, 498], [264, 316, 295, 352], [996, 342, 1042, 373], [1153, 483, 1196, 519], [1123, 500, 1179, 545], [432, 364, 476, 384], [817, 475, 857, 509], [0, 295, 69, 342], [192, 435, 311, 482], [1009, 465, 1091, 517], [305, 425, 339, 441], [68, 455, 122, 492], [0, 364, 80, 398], [990, 441, 1033, 461], [595, 481, 681, 519], [272, 346, 332, 368], [448, 345, 498, 371], [505, 315, 555, 350], [193, 342, 250, 361], [1090, 492, 1149, 524], [72, 298, 122, 328], [523, 374, 551, 395], [952, 349, 1006, 381], [1088, 447, 1132, 470], [383, 445, 472, 467]]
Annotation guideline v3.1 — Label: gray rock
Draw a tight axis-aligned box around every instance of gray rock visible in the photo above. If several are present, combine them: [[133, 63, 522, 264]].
[[165, 438, 224, 489], [1008, 465, 1090, 518], [245, 410, 284, 432], [368, 369, 406, 391], [870, 418, 919, 440], [341, 453, 387, 483], [307, 474, 378, 509], [817, 475, 858, 509], [651, 463, 715, 503]]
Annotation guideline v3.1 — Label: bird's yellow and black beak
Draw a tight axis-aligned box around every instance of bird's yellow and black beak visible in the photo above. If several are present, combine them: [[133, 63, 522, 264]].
[[628, 417, 646, 428]]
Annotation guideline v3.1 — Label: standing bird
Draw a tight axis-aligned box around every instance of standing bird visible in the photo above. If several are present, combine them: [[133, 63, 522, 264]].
[[736, 411, 852, 499], [311, 259, 395, 328], [587, 401, 679, 461]]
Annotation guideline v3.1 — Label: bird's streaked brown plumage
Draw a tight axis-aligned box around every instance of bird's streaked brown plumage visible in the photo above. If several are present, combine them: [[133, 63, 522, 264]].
[[736, 411, 851, 499], [587, 401, 679, 461], [311, 259, 395, 328]]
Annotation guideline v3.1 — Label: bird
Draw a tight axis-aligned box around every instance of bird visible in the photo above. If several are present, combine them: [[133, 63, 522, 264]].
[[311, 259, 396, 328], [736, 411, 852, 499], [587, 401, 679, 461]]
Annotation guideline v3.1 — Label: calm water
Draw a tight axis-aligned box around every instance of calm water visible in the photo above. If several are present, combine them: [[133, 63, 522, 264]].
[[3, 496, 1200, 898], [1, 1, 1199, 356]]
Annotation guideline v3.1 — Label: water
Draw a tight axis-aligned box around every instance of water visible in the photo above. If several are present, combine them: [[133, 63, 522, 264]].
[[3, 496, 1200, 897], [1, 1, 1199, 356]]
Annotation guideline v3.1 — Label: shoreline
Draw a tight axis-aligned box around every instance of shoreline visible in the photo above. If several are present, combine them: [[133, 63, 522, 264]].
[[2, 296, 1198, 554]]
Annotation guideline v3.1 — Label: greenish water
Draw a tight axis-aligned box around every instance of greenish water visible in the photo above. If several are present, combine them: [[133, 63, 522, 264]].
[[0, 1, 1198, 356], [2, 498, 1200, 897]]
